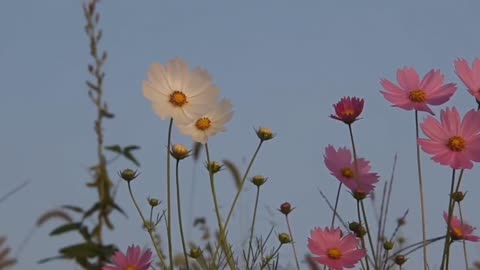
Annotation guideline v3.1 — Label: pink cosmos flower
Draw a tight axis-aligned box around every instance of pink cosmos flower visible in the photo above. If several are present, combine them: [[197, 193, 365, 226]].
[[454, 58, 480, 101], [443, 212, 480, 242], [103, 245, 152, 270], [324, 145, 379, 195], [330, 97, 364, 124], [308, 227, 366, 270], [380, 67, 457, 115], [418, 107, 480, 169]]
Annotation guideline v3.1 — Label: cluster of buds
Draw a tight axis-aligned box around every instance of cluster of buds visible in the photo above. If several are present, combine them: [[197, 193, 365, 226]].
[[348, 222, 366, 238]]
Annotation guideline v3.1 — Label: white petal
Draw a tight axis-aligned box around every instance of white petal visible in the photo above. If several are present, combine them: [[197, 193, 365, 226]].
[[166, 58, 190, 90]]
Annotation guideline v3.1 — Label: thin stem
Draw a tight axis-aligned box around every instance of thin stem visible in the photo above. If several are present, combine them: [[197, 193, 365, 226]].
[[357, 200, 370, 270], [259, 244, 283, 270], [205, 143, 235, 270], [458, 203, 469, 269], [414, 110, 428, 270], [285, 215, 301, 270], [361, 200, 377, 266], [330, 183, 342, 228], [175, 159, 190, 270], [127, 183, 167, 270], [247, 186, 261, 267], [166, 118, 174, 270], [440, 169, 456, 270]]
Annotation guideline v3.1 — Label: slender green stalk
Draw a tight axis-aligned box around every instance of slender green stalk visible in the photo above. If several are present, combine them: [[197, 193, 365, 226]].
[[285, 215, 301, 270], [175, 159, 190, 270], [414, 110, 428, 270], [246, 186, 261, 267], [127, 183, 167, 270], [259, 244, 283, 270], [361, 201, 377, 266], [348, 124, 361, 188], [166, 118, 174, 270], [357, 200, 370, 270], [458, 203, 469, 269], [330, 183, 342, 228], [440, 169, 456, 270], [205, 143, 235, 270]]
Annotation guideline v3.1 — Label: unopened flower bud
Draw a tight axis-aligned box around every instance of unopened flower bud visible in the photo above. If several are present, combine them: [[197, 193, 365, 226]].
[[353, 191, 367, 201], [394, 255, 407, 265], [279, 202, 294, 215], [170, 144, 191, 160], [451, 191, 465, 202], [251, 175, 267, 187], [119, 169, 139, 182], [278, 233, 292, 244], [256, 127, 275, 141], [189, 247, 202, 259], [205, 161, 223, 174], [148, 198, 161, 207], [383, 240, 394, 250], [349, 222, 366, 237]]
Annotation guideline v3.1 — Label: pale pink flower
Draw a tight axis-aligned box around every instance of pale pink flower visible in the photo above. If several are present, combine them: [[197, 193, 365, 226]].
[[324, 145, 379, 194], [330, 97, 364, 124], [380, 67, 457, 115], [103, 245, 152, 270], [443, 212, 480, 242], [418, 107, 480, 169], [308, 227, 366, 270], [454, 58, 480, 101]]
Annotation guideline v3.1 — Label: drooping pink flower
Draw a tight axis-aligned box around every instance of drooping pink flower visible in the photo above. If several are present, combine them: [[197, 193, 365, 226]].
[[418, 107, 480, 169], [443, 212, 480, 242], [330, 97, 364, 124], [454, 58, 480, 101], [380, 67, 457, 115], [103, 245, 152, 270], [308, 227, 366, 270], [324, 145, 379, 195]]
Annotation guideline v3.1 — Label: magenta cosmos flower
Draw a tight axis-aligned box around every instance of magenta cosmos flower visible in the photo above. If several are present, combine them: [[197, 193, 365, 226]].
[[454, 58, 480, 101], [330, 97, 364, 124], [418, 107, 480, 169], [103, 245, 152, 270], [380, 67, 457, 115], [324, 145, 379, 195], [308, 227, 366, 270], [443, 212, 480, 242]]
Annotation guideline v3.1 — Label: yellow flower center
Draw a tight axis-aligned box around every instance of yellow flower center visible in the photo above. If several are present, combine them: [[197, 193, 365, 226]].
[[451, 227, 464, 239], [342, 109, 355, 116], [169, 91, 188, 107], [327, 247, 342, 260], [126, 266, 137, 270], [447, 136, 466, 152], [408, 89, 426, 102], [341, 167, 354, 179], [195, 117, 211, 131]]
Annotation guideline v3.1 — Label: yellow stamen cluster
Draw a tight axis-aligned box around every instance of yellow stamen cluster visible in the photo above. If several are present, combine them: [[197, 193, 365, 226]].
[[408, 89, 426, 102], [126, 266, 137, 270], [451, 227, 465, 240], [169, 90, 187, 107], [341, 167, 354, 178], [342, 109, 355, 116], [327, 247, 342, 260], [195, 117, 211, 131], [447, 136, 466, 152]]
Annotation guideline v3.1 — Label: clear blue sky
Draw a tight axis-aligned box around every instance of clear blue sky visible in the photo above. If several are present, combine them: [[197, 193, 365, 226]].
[[1, 1, 480, 269]]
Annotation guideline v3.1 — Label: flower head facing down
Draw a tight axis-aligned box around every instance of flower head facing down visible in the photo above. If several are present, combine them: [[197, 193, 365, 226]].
[[454, 58, 480, 101], [330, 97, 364, 124], [308, 227, 366, 270], [143, 57, 220, 123], [324, 145, 379, 195], [380, 67, 457, 115], [176, 99, 233, 144], [103, 245, 152, 270], [443, 212, 480, 242], [418, 107, 480, 169]]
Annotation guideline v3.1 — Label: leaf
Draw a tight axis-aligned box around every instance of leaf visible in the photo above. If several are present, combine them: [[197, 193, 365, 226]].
[[100, 109, 115, 118], [37, 255, 66, 264], [111, 202, 127, 218], [50, 222, 82, 236], [123, 145, 140, 152], [61, 205, 84, 213], [222, 160, 242, 190], [60, 243, 101, 258], [123, 150, 140, 167], [104, 145, 122, 154], [83, 202, 100, 220]]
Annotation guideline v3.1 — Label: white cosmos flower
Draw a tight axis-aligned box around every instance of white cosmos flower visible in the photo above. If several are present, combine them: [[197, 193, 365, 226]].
[[177, 99, 233, 144], [143, 57, 220, 123]]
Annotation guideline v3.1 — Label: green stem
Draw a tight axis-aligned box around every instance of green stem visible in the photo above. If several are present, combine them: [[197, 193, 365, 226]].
[[330, 183, 342, 228], [458, 202, 469, 269], [361, 200, 377, 266], [246, 186, 261, 267], [286, 215, 301, 270], [205, 143, 235, 270], [440, 169, 456, 270], [357, 200, 370, 270], [166, 118, 174, 270], [259, 244, 283, 270], [414, 110, 428, 270], [127, 183, 167, 270], [175, 159, 190, 270]]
